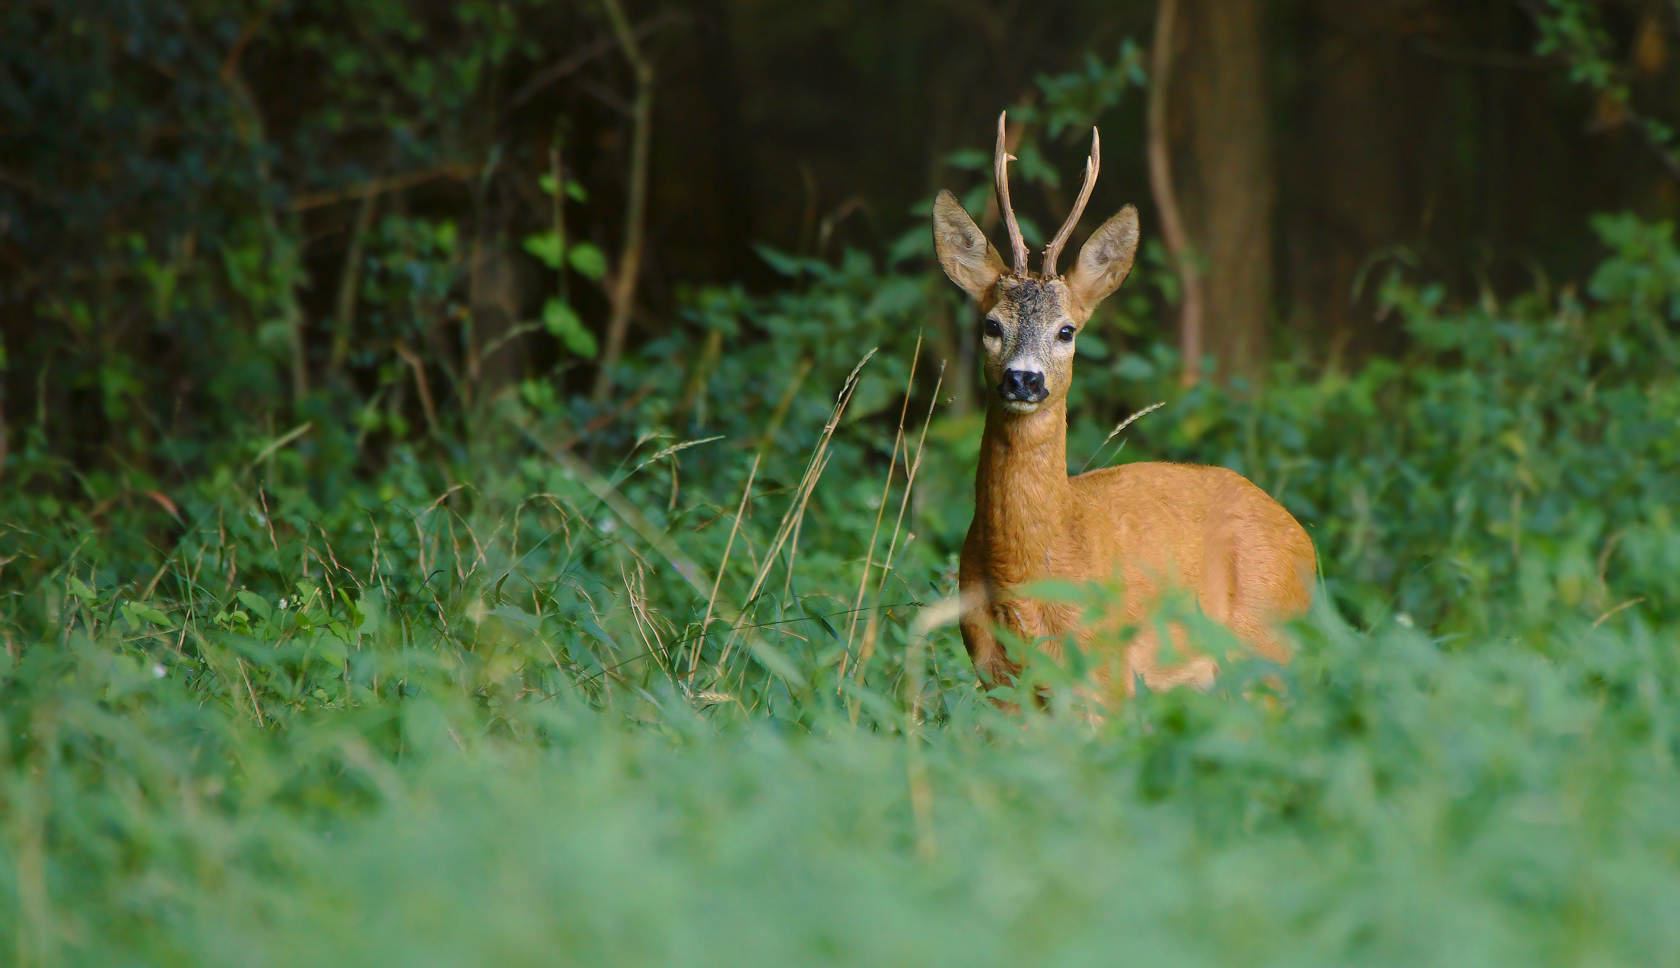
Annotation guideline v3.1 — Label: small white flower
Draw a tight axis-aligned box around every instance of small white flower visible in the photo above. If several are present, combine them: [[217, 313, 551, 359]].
[[278, 598, 288, 609], [1395, 613, 1414, 628], [151, 663, 167, 678], [599, 517, 617, 533]]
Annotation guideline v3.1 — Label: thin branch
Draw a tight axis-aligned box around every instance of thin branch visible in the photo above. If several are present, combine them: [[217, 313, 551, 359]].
[[219, 5, 275, 84], [329, 188, 379, 376], [551, 133, 570, 309], [1521, 0, 1680, 181], [290, 163, 478, 213], [592, 0, 656, 402], [579, 77, 635, 117], [1410, 38, 1555, 70], [505, 12, 686, 113], [1147, 0, 1205, 387], [394, 340, 440, 439]]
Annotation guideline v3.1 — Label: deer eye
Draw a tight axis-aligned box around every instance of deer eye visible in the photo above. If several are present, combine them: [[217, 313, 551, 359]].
[[1057, 325, 1076, 342], [983, 319, 1003, 339]]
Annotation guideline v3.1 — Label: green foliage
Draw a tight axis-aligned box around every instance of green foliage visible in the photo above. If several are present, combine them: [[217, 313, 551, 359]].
[[543, 298, 599, 358], [1530, 0, 1680, 176], [2, 212, 1680, 963], [1036, 41, 1148, 138], [5, 11, 1680, 964]]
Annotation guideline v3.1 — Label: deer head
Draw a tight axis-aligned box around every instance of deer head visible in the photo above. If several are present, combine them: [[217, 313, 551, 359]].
[[933, 112, 1140, 415]]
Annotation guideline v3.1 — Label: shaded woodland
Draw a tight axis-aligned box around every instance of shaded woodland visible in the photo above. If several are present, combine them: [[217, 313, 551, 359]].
[[5, 0, 1680, 481]]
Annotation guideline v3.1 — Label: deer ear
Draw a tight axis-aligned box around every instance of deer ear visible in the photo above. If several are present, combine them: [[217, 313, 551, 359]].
[[1066, 205, 1139, 311], [932, 190, 1006, 301]]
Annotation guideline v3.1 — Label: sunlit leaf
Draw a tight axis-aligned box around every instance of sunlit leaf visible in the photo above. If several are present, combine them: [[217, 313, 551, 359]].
[[543, 298, 598, 358], [567, 242, 607, 280], [523, 232, 563, 269]]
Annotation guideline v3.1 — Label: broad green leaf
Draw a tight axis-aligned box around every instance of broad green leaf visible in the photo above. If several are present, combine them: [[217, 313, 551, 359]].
[[237, 591, 273, 622], [523, 232, 563, 269], [567, 242, 607, 280], [543, 299, 598, 358]]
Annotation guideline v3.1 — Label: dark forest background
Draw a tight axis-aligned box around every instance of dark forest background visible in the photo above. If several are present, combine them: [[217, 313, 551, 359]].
[[5, 0, 1680, 490]]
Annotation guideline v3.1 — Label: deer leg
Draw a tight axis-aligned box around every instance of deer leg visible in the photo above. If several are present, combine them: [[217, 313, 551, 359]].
[[1123, 621, 1218, 695], [959, 611, 1021, 689]]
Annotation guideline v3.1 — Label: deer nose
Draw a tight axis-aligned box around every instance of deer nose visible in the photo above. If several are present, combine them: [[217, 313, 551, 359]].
[[1000, 368, 1047, 403]]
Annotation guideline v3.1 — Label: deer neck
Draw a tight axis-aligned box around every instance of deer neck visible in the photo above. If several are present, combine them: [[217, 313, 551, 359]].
[[974, 398, 1072, 583]]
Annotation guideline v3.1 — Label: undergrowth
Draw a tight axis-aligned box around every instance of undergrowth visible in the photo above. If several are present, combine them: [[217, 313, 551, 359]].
[[2, 214, 1680, 965]]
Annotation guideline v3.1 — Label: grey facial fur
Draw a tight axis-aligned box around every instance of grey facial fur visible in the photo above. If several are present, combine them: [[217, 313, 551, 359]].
[[981, 277, 1080, 413]]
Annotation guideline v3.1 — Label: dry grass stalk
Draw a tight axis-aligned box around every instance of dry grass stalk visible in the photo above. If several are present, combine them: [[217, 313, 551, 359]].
[[623, 563, 669, 673], [539, 439, 711, 596], [693, 452, 760, 677], [841, 334, 922, 681], [853, 362, 944, 686], [780, 450, 832, 598], [238, 657, 266, 727], [716, 349, 877, 671], [1080, 400, 1165, 473]]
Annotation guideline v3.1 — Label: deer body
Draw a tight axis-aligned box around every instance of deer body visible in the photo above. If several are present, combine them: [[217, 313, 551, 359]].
[[937, 115, 1315, 696]]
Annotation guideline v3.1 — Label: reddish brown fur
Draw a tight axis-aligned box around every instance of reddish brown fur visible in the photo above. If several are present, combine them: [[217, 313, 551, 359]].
[[932, 144, 1315, 698], [958, 398, 1316, 694]]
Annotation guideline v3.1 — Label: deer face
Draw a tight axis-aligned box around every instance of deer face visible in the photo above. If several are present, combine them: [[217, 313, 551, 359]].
[[932, 191, 1139, 416], [980, 276, 1078, 413]]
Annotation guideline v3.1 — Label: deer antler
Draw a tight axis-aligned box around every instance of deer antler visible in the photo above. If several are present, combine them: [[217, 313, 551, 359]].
[[994, 111, 1029, 277], [1043, 127, 1100, 278]]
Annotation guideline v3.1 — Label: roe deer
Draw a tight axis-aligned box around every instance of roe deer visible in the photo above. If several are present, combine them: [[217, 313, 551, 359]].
[[932, 113, 1316, 697]]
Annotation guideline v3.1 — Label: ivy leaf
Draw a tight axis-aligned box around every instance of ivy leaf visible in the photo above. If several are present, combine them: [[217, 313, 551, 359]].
[[523, 232, 563, 270], [567, 242, 607, 280], [538, 175, 589, 202], [543, 298, 598, 358]]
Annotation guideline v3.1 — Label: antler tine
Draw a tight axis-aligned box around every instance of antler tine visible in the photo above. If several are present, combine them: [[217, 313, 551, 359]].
[[994, 111, 1029, 277], [1043, 127, 1102, 278]]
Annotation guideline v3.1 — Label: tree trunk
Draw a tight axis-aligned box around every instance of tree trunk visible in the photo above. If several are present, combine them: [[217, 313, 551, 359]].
[[1171, 0, 1274, 386], [1277, 0, 1421, 365], [468, 231, 526, 405]]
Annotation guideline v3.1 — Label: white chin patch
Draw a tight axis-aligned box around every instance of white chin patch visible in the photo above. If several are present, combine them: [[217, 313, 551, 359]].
[[1002, 399, 1042, 414]]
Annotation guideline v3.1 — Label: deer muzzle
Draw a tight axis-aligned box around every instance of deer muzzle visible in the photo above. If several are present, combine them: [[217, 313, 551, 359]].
[[999, 367, 1048, 406]]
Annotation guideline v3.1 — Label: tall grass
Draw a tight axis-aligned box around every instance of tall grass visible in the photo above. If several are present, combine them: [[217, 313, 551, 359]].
[[3, 216, 1680, 965]]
